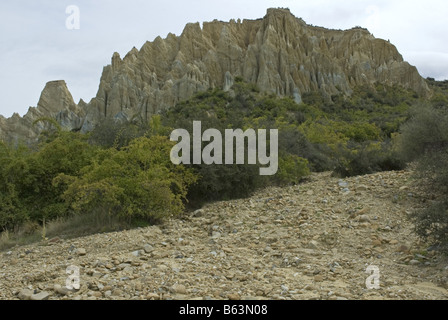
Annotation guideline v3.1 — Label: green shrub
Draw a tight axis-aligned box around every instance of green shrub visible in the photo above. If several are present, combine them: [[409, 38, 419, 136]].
[[277, 126, 334, 172], [411, 201, 448, 253], [26, 132, 98, 222], [186, 163, 266, 207], [57, 136, 198, 223], [89, 118, 150, 149], [0, 133, 98, 230], [398, 104, 448, 252], [0, 183, 27, 232], [275, 153, 310, 185], [333, 141, 405, 178], [398, 105, 448, 164], [398, 104, 448, 193], [0, 142, 28, 230]]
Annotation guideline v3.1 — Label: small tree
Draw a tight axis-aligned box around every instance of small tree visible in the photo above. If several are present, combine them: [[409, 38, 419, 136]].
[[398, 104, 448, 252], [0, 141, 28, 230], [56, 136, 197, 224], [275, 153, 310, 185]]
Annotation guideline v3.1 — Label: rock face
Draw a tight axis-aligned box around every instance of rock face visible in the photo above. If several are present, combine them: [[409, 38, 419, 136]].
[[0, 80, 86, 145], [0, 8, 430, 144]]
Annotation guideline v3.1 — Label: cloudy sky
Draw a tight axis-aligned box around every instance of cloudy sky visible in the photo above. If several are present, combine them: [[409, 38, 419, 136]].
[[0, 0, 447, 118]]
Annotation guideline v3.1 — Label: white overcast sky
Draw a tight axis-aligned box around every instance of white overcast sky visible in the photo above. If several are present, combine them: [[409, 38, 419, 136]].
[[0, 0, 447, 118]]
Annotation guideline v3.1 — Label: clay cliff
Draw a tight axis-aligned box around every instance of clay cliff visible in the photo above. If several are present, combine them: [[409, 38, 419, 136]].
[[0, 8, 430, 144], [0, 80, 87, 145]]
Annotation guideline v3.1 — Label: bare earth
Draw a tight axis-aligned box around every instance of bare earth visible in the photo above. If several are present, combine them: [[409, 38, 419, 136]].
[[1, 170, 447, 300]]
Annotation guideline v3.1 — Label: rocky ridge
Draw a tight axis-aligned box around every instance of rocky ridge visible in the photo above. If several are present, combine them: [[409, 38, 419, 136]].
[[0, 8, 430, 144], [1, 170, 447, 300], [0, 80, 86, 145]]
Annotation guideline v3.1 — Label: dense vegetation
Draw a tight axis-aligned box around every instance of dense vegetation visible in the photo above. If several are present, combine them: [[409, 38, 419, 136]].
[[398, 80, 448, 253], [1, 77, 447, 252]]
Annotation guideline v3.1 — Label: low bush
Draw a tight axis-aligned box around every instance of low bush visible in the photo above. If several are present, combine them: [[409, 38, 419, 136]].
[[56, 136, 198, 224], [398, 104, 448, 253], [333, 141, 405, 178]]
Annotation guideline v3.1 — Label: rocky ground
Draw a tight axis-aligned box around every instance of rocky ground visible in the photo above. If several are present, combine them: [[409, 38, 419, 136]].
[[1, 170, 447, 300]]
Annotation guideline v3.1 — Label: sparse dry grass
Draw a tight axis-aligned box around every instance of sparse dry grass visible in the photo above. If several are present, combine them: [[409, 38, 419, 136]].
[[0, 222, 42, 251], [0, 210, 138, 252]]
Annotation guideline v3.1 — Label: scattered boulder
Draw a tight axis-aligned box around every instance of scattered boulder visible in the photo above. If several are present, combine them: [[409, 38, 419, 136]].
[[227, 293, 241, 300], [76, 248, 87, 256], [18, 289, 34, 300], [171, 284, 187, 295], [31, 291, 50, 301]]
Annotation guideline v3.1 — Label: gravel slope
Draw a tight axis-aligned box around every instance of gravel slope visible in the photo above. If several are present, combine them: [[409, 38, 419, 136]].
[[1, 170, 447, 300]]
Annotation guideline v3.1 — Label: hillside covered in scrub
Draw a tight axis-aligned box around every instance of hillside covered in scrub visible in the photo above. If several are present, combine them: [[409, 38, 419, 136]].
[[1, 76, 447, 251]]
